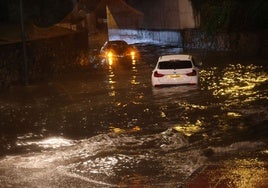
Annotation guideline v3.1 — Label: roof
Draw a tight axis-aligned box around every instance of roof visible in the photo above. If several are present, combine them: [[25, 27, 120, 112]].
[[158, 54, 192, 62]]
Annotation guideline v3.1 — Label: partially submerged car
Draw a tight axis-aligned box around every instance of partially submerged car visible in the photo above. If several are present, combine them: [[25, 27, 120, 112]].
[[151, 54, 199, 87], [100, 40, 139, 65]]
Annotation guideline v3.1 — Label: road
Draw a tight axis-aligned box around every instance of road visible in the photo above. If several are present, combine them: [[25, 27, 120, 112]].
[[0, 45, 267, 187]]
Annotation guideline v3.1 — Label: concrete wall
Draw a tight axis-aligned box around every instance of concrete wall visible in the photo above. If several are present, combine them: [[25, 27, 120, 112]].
[[125, 0, 198, 29], [108, 29, 182, 46], [107, 0, 197, 45], [0, 31, 89, 89], [106, 0, 143, 29], [178, 0, 199, 29]]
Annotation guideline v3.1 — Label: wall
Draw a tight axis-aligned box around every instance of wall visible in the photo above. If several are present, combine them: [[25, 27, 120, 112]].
[[0, 31, 89, 89], [108, 29, 182, 46], [181, 29, 264, 57], [107, 0, 196, 45], [106, 0, 143, 29], [125, 0, 198, 29]]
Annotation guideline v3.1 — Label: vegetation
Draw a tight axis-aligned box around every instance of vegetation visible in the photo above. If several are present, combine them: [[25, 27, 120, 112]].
[[190, 0, 268, 34], [1, 0, 267, 32]]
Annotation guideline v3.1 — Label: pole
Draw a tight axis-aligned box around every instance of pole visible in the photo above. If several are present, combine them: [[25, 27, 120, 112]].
[[19, 0, 29, 85]]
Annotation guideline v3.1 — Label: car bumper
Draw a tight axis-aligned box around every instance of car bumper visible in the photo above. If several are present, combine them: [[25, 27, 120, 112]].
[[152, 76, 198, 86]]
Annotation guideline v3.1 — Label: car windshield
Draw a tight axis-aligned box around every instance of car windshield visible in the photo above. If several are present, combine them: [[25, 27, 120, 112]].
[[107, 41, 128, 49], [158, 60, 192, 69], [105, 41, 129, 53]]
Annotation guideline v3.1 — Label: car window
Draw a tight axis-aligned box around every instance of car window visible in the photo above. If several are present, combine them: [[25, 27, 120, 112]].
[[158, 60, 192, 69], [108, 41, 127, 47]]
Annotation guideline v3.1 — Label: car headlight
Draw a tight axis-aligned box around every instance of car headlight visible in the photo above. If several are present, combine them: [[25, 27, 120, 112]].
[[107, 51, 113, 58], [106, 51, 113, 65], [129, 51, 136, 60]]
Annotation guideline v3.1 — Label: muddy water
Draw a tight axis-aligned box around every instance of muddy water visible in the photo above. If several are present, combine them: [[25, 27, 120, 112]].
[[0, 46, 267, 187]]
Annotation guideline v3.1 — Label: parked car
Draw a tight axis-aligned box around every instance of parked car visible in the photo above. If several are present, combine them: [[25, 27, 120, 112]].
[[99, 40, 139, 65], [151, 54, 199, 87]]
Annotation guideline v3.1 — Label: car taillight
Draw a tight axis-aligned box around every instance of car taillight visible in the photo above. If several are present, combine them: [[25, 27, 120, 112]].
[[154, 71, 164, 77], [186, 70, 197, 76]]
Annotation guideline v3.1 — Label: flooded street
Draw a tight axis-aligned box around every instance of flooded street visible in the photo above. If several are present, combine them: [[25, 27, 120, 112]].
[[0, 45, 267, 187]]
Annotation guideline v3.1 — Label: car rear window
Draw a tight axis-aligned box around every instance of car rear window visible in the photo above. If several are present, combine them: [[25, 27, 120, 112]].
[[158, 60, 192, 69]]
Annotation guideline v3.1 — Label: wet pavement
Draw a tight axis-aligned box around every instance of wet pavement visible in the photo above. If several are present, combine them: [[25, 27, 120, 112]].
[[0, 44, 267, 187]]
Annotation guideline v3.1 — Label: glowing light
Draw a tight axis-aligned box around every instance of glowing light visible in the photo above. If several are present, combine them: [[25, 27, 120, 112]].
[[106, 51, 113, 65], [109, 126, 141, 134], [108, 58, 113, 65], [173, 120, 203, 136], [107, 51, 113, 58], [202, 64, 268, 106], [161, 111, 166, 118], [130, 51, 135, 60], [17, 137, 74, 149], [209, 159, 267, 188], [227, 112, 241, 117]]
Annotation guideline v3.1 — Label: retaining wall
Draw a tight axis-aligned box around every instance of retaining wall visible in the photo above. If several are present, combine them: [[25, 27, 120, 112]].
[[108, 28, 266, 58], [181, 29, 267, 57], [108, 29, 182, 46]]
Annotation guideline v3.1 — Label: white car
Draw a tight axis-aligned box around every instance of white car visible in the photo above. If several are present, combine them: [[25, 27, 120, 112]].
[[151, 54, 199, 87]]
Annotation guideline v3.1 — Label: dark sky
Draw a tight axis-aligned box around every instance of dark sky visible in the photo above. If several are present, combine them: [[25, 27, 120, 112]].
[[1, 0, 267, 30]]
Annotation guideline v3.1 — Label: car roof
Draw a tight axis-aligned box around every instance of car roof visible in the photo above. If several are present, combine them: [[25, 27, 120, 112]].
[[158, 54, 192, 62], [107, 40, 128, 44]]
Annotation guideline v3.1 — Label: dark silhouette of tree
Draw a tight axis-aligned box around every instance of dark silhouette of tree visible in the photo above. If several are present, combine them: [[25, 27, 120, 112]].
[[190, 0, 268, 34]]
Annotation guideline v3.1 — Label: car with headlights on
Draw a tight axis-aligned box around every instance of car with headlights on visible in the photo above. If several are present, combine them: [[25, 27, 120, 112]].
[[100, 40, 138, 65], [151, 54, 199, 87]]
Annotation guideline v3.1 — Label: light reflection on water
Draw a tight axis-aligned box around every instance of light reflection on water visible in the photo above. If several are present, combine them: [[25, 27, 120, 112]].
[[210, 158, 267, 188], [0, 53, 267, 186], [201, 64, 268, 105], [107, 65, 116, 97], [60, 129, 200, 185], [1, 129, 200, 186], [16, 136, 74, 149], [130, 60, 140, 85], [173, 120, 203, 137]]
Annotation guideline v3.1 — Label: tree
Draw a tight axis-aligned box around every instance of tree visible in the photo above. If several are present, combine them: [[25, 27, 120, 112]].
[[190, 0, 268, 34]]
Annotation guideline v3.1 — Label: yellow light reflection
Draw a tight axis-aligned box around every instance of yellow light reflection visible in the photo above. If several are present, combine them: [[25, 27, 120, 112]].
[[227, 112, 242, 117], [130, 59, 140, 85], [204, 64, 268, 105], [161, 111, 166, 118], [106, 51, 114, 65], [209, 158, 268, 188], [108, 57, 113, 66], [130, 51, 135, 60], [173, 120, 203, 136], [109, 126, 141, 134], [107, 65, 116, 97]]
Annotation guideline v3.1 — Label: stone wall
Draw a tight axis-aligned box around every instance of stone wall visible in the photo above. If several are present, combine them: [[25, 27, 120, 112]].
[[181, 29, 266, 57], [0, 31, 89, 89]]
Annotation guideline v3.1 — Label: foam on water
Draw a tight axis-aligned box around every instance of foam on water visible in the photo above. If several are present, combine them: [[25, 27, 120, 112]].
[[0, 128, 205, 185]]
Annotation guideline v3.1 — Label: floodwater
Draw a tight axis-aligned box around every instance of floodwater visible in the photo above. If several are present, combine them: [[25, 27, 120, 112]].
[[0, 45, 267, 187]]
